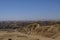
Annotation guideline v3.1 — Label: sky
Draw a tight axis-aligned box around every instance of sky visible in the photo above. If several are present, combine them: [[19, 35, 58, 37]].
[[0, 0, 60, 21]]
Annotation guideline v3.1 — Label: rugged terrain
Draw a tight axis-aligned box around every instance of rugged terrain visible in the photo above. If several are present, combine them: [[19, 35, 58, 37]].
[[0, 21, 60, 40]]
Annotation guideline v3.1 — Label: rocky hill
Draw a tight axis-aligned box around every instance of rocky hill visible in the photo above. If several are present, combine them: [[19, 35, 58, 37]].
[[0, 21, 60, 39]]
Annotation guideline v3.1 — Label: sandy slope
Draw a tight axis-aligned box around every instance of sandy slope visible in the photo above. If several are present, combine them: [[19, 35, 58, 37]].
[[0, 32, 60, 40]]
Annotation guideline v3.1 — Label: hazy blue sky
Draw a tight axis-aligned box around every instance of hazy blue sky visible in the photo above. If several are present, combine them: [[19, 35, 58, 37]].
[[0, 0, 60, 21]]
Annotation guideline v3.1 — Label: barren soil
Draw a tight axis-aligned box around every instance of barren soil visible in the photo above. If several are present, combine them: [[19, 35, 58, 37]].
[[0, 31, 60, 40]]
